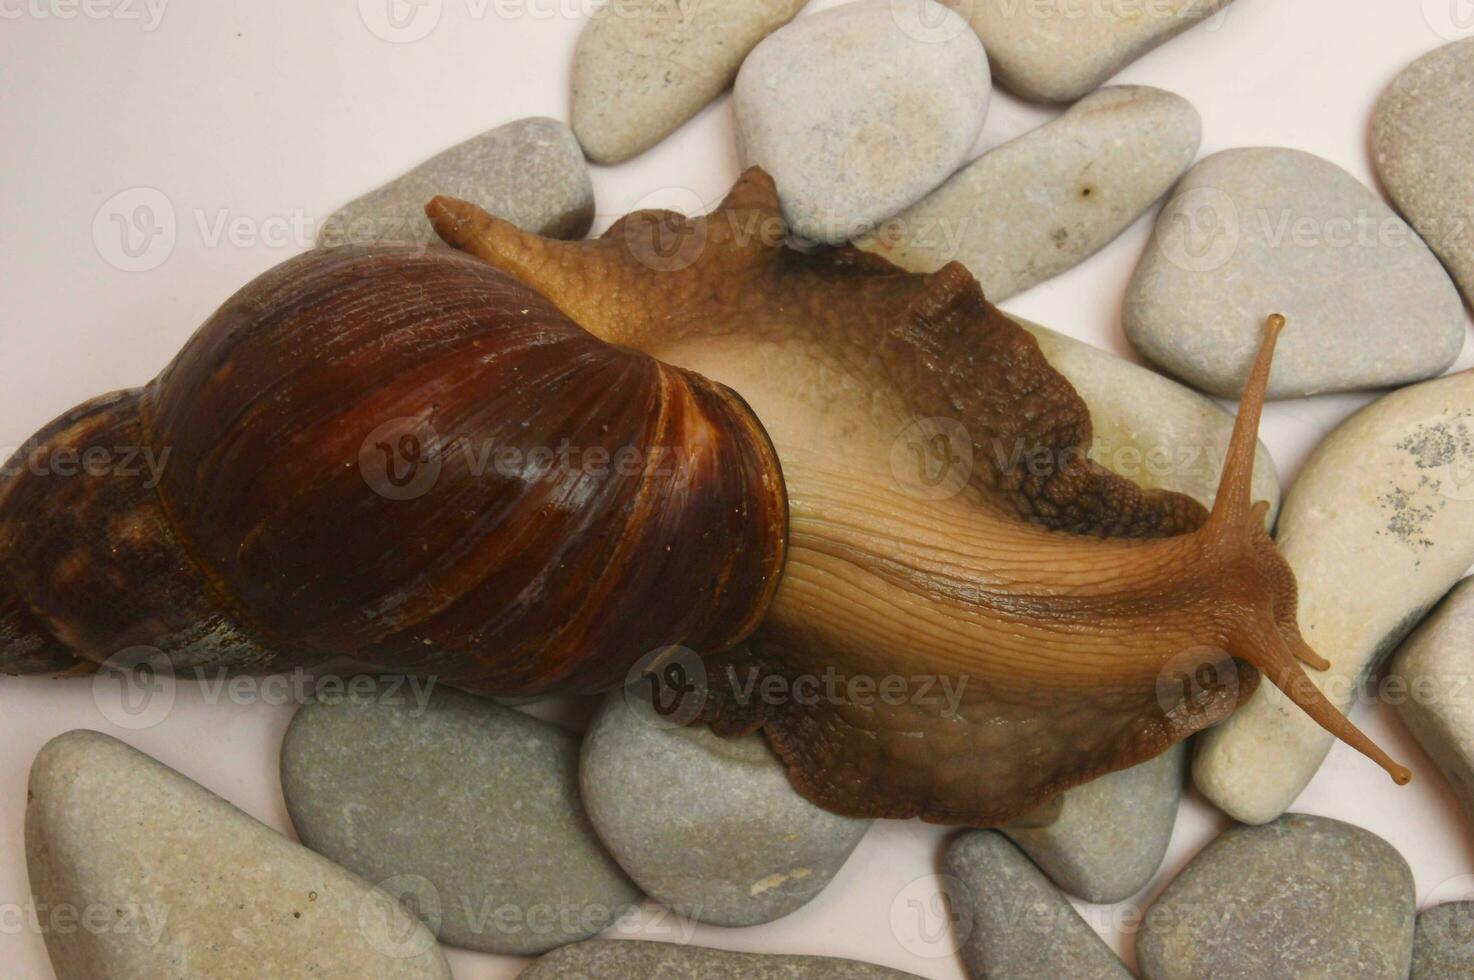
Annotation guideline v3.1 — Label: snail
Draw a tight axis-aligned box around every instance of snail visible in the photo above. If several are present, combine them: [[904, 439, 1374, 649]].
[[0, 169, 1409, 826]]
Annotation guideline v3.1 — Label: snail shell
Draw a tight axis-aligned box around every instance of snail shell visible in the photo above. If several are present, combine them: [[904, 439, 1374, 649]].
[[0, 245, 787, 696]]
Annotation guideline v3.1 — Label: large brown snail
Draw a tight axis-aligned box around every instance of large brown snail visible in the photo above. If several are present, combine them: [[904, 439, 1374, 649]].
[[0, 169, 1408, 825]]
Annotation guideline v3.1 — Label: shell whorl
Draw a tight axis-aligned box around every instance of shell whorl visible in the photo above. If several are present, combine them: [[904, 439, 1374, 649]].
[[1, 245, 788, 694]]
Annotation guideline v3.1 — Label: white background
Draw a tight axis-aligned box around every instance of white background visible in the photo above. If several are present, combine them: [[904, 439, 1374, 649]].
[[3, 1, 1474, 977]]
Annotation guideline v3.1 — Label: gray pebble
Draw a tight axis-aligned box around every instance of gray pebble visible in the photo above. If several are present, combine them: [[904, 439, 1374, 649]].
[[945, 831, 1132, 980], [1374, 38, 1474, 309], [1136, 813, 1415, 980], [520, 940, 925, 978], [1004, 743, 1185, 905], [318, 117, 593, 247], [862, 86, 1199, 302], [579, 690, 871, 927], [27, 730, 451, 980], [1413, 902, 1474, 979], [572, 0, 805, 164], [734, 0, 990, 244], [1125, 147, 1465, 398], [280, 682, 640, 955]]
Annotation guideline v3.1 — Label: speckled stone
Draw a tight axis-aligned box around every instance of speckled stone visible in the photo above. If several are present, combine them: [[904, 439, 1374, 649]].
[[26, 730, 451, 980], [734, 0, 990, 244], [1016, 317, 1280, 520], [1004, 742, 1184, 904], [318, 117, 593, 247], [520, 940, 925, 978], [1137, 813, 1415, 980], [1125, 147, 1466, 398], [1374, 38, 1474, 309], [572, 0, 805, 164], [1194, 370, 1474, 824], [945, 831, 1132, 979], [1413, 902, 1474, 979], [280, 684, 640, 955], [1392, 578, 1474, 830], [943, 0, 1233, 103], [861, 86, 1199, 301], [579, 691, 870, 927]]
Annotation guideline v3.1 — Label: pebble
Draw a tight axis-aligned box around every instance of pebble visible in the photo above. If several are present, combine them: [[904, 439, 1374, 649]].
[[734, 0, 990, 245], [1004, 743, 1184, 904], [579, 691, 871, 927], [1391, 578, 1474, 830], [1137, 813, 1415, 979], [1124, 147, 1465, 398], [280, 683, 640, 955], [861, 86, 1199, 302], [26, 730, 451, 980], [520, 940, 924, 978], [944, 831, 1132, 979], [1374, 38, 1474, 309], [317, 117, 594, 248], [942, 0, 1234, 103], [1017, 317, 1280, 520], [571, 0, 805, 164], [1194, 370, 1474, 824], [1413, 902, 1474, 979]]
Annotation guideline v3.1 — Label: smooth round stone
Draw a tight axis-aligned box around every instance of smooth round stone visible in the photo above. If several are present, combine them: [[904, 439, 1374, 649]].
[[520, 940, 924, 978], [1194, 370, 1474, 824], [945, 831, 1132, 979], [734, 0, 990, 245], [572, 0, 805, 164], [1392, 578, 1474, 831], [1374, 38, 1474, 309], [942, 0, 1233, 103], [280, 684, 640, 955], [1413, 902, 1474, 979], [1016, 317, 1281, 521], [1004, 742, 1184, 904], [1137, 813, 1415, 979], [1124, 147, 1466, 398], [27, 731, 451, 980], [580, 691, 870, 927], [318, 117, 594, 247], [860, 86, 1199, 302]]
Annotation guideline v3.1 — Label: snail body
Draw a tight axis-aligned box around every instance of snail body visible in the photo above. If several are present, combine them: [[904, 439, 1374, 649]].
[[1, 171, 1408, 825]]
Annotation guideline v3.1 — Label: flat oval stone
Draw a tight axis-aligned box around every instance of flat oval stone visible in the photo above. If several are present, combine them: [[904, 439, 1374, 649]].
[[1374, 38, 1474, 309], [945, 831, 1132, 979], [1413, 902, 1474, 979], [734, 0, 990, 245], [1136, 813, 1415, 979], [521, 940, 924, 978], [579, 691, 870, 927], [1391, 578, 1474, 831], [942, 0, 1234, 103], [572, 0, 805, 164], [860, 86, 1199, 302], [318, 117, 593, 248], [280, 684, 640, 955], [1124, 147, 1466, 398], [1004, 742, 1184, 904], [1194, 370, 1474, 824], [27, 730, 451, 980]]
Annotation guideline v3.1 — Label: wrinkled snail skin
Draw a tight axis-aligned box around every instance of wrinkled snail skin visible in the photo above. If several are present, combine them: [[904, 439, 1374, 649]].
[[428, 169, 1410, 825], [0, 245, 787, 698]]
